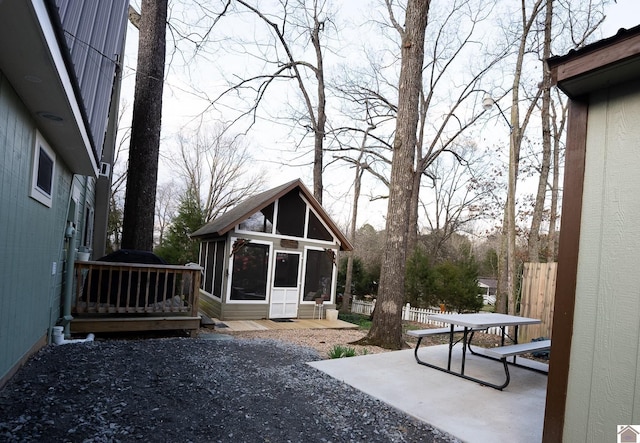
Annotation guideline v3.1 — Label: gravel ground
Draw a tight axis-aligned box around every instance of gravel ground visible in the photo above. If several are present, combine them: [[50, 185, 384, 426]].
[[0, 335, 461, 443], [223, 328, 389, 358]]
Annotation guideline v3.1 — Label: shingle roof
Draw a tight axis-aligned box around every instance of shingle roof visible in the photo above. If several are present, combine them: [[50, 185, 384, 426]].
[[190, 179, 353, 251]]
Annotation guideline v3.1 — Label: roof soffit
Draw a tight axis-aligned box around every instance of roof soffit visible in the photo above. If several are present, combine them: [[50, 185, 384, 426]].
[[548, 27, 640, 98], [0, 0, 97, 175]]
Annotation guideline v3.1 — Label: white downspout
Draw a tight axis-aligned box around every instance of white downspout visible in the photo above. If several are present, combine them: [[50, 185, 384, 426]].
[[52, 326, 94, 345], [62, 221, 76, 337]]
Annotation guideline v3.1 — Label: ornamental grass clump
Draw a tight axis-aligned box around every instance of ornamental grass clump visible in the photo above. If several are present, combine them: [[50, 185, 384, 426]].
[[328, 345, 358, 359]]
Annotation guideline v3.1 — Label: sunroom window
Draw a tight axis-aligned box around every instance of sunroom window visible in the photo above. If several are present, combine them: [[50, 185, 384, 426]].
[[239, 203, 274, 233], [307, 210, 333, 241], [275, 192, 305, 237], [303, 248, 334, 301], [201, 240, 225, 298], [230, 242, 269, 301]]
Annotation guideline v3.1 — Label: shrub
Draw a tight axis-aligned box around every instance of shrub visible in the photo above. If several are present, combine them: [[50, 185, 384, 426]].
[[337, 312, 372, 329]]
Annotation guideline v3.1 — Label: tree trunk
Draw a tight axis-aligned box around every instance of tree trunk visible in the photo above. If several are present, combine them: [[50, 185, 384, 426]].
[[311, 13, 325, 204], [356, 0, 430, 350], [504, 0, 544, 315], [341, 131, 369, 313], [547, 97, 566, 262], [341, 166, 361, 314], [407, 165, 421, 252], [121, 0, 167, 251], [495, 221, 508, 314], [528, 0, 553, 263]]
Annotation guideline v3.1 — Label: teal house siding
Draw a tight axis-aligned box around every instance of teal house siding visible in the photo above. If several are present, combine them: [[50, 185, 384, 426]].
[[0, 73, 73, 382], [0, 1, 129, 387]]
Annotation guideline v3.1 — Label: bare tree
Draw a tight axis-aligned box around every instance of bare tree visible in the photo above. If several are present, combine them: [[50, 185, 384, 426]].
[[494, 0, 546, 315], [546, 89, 567, 261], [420, 143, 498, 260], [107, 102, 132, 253], [155, 181, 179, 246], [330, 0, 509, 252], [339, 123, 376, 313], [527, 0, 606, 262], [527, 0, 554, 263], [407, 0, 508, 249], [356, 0, 430, 350], [121, 0, 168, 251], [173, 126, 266, 222], [496, 0, 607, 314], [208, 0, 332, 204]]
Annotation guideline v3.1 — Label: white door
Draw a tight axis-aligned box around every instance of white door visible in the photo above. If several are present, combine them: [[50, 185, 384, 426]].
[[269, 251, 301, 318]]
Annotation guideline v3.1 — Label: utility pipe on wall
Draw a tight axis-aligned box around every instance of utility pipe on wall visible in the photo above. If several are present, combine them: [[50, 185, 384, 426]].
[[52, 326, 93, 345], [62, 221, 76, 337]]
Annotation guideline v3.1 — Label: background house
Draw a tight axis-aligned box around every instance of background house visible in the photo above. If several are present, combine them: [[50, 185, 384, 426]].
[[191, 179, 353, 321], [544, 24, 640, 442], [477, 277, 497, 305], [0, 0, 128, 387]]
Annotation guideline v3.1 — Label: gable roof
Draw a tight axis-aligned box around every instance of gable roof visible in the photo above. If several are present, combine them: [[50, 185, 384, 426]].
[[478, 278, 497, 288], [191, 179, 353, 251], [547, 25, 640, 99]]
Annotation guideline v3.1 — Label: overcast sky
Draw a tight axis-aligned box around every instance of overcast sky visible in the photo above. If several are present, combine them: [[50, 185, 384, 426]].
[[119, 0, 640, 232]]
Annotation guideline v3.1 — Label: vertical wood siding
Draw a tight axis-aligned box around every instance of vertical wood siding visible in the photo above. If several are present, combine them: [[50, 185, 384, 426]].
[[564, 82, 640, 442], [53, 0, 128, 160], [0, 74, 72, 382]]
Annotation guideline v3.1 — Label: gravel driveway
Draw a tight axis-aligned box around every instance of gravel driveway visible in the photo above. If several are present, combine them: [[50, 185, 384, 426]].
[[0, 335, 460, 442]]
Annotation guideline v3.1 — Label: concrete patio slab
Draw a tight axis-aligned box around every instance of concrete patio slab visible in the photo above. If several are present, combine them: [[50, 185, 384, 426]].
[[309, 344, 548, 443]]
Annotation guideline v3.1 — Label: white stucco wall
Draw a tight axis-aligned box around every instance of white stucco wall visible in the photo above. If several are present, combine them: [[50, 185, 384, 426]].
[[564, 81, 640, 442]]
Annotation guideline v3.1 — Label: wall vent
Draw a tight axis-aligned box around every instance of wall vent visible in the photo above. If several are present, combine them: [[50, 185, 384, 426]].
[[99, 162, 111, 177]]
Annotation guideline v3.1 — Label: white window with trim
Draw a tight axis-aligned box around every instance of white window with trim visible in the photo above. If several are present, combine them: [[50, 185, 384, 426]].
[[30, 131, 56, 207], [227, 238, 272, 303], [302, 247, 337, 303]]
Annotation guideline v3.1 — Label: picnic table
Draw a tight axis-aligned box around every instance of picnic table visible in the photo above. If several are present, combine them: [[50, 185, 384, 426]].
[[407, 312, 551, 390]]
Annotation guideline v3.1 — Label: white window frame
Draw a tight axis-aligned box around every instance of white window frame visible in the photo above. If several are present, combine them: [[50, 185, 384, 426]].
[[30, 131, 56, 207], [201, 240, 226, 301], [226, 237, 273, 305], [304, 204, 337, 245], [301, 246, 337, 304]]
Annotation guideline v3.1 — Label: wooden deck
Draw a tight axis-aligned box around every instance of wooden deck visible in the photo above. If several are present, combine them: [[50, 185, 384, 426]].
[[71, 261, 202, 336], [212, 318, 359, 332]]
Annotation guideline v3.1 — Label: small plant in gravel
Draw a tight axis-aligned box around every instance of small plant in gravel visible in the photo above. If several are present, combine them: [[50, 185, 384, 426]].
[[328, 345, 370, 358]]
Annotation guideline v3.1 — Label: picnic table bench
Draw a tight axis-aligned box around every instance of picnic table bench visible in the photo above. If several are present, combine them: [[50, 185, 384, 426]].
[[482, 339, 551, 389], [411, 313, 550, 390], [484, 339, 552, 359], [407, 327, 468, 337]]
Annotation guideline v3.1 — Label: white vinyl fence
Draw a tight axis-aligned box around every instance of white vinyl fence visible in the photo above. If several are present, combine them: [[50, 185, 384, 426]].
[[351, 299, 507, 336]]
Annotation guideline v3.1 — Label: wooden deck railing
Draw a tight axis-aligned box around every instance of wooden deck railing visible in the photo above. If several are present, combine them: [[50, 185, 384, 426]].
[[73, 261, 201, 317]]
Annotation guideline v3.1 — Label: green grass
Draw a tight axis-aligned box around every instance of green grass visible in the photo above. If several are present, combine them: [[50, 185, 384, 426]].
[[403, 323, 423, 332], [337, 312, 372, 330]]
